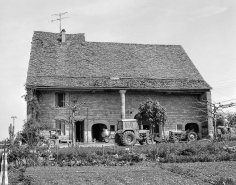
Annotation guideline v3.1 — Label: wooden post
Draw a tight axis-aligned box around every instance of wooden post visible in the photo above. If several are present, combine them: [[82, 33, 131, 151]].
[[87, 108, 89, 143], [213, 106, 217, 140], [56, 145, 58, 164], [102, 145, 104, 156], [205, 91, 214, 139], [0, 140, 8, 185], [156, 145, 158, 160], [72, 112, 76, 147], [2, 141, 6, 185]]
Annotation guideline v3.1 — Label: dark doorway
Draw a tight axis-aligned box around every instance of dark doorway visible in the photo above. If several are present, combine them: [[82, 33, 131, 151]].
[[153, 124, 159, 133], [75, 120, 84, 142], [92, 124, 107, 142], [143, 125, 150, 130], [185, 123, 199, 133]]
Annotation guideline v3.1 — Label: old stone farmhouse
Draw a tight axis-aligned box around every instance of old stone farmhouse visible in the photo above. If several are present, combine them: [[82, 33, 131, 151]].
[[26, 30, 213, 142]]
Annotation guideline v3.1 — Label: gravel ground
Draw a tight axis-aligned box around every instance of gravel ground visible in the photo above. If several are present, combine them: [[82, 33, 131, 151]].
[[9, 161, 236, 185]]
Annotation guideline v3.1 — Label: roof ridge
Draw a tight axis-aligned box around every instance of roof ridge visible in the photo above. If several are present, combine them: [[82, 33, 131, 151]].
[[34, 31, 85, 35], [86, 41, 181, 47], [27, 75, 206, 81]]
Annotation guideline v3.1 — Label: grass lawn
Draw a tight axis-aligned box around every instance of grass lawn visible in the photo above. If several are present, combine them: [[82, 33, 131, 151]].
[[9, 161, 236, 185]]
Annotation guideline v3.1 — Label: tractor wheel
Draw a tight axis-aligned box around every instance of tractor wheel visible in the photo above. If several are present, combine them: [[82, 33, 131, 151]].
[[187, 131, 198, 142], [121, 131, 136, 146], [146, 135, 154, 145], [115, 133, 123, 146]]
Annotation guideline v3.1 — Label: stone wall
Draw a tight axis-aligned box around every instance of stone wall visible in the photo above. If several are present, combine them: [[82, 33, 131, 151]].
[[37, 89, 208, 142]]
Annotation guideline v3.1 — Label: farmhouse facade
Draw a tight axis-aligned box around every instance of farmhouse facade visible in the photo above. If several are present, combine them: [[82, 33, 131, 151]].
[[26, 30, 213, 142]]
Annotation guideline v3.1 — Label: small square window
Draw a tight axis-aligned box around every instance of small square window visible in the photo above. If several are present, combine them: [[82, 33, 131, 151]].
[[55, 93, 65, 107], [110, 125, 115, 131], [176, 124, 183, 131]]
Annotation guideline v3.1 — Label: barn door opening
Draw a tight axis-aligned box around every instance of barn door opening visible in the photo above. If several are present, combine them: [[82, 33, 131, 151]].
[[153, 123, 160, 134], [185, 123, 199, 133], [75, 120, 84, 142], [92, 124, 107, 142]]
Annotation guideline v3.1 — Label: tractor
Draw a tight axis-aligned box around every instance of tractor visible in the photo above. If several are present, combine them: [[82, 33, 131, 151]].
[[115, 119, 153, 146], [169, 130, 198, 143]]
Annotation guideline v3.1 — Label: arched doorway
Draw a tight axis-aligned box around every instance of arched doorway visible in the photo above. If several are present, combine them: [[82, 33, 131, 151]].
[[185, 123, 199, 133], [92, 124, 107, 142]]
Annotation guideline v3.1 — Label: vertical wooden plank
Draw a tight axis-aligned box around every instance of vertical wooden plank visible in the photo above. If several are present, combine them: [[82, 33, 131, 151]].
[[102, 145, 104, 156]]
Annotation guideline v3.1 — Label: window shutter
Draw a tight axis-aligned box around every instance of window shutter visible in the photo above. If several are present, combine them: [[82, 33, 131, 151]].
[[63, 93, 65, 107], [55, 93, 58, 107]]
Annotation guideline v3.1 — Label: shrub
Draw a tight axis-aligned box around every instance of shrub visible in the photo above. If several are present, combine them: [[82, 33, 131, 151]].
[[7, 140, 236, 168], [214, 177, 236, 185]]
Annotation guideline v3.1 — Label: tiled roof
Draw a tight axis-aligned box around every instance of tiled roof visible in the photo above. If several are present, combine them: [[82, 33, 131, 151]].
[[26, 31, 211, 90]]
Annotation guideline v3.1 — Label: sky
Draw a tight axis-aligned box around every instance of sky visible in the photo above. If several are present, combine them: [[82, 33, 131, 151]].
[[0, 0, 235, 140]]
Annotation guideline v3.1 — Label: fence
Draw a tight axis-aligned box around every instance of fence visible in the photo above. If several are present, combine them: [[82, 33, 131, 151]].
[[0, 142, 8, 185]]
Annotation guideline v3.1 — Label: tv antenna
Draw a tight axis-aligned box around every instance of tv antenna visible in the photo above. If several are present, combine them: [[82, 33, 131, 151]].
[[51, 12, 69, 32]]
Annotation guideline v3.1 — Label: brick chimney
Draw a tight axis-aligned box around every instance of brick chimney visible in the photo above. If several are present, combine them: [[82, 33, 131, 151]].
[[61, 29, 66, 42]]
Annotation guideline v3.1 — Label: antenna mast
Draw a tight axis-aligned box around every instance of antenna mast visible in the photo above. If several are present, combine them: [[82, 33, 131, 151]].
[[51, 12, 69, 32]]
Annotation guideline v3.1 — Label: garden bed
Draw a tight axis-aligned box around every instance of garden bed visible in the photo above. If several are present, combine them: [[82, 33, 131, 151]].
[[7, 140, 236, 184], [7, 140, 236, 168], [9, 161, 236, 185]]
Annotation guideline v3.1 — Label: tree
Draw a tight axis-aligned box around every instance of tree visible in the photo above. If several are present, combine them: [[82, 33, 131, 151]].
[[226, 112, 236, 127], [216, 112, 225, 127], [22, 87, 52, 146], [192, 100, 235, 139], [135, 98, 167, 139]]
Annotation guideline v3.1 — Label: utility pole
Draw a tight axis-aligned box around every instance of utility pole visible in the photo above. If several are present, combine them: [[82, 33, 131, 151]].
[[11, 116, 17, 136], [51, 12, 69, 32]]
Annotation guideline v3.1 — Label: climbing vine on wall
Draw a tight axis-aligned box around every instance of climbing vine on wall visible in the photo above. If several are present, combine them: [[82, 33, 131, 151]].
[[21, 86, 52, 145], [24, 86, 41, 122]]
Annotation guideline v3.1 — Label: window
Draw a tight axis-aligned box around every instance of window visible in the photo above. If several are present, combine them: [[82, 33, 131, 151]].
[[110, 125, 115, 131], [176, 124, 183, 131], [55, 93, 65, 107], [56, 120, 66, 135]]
